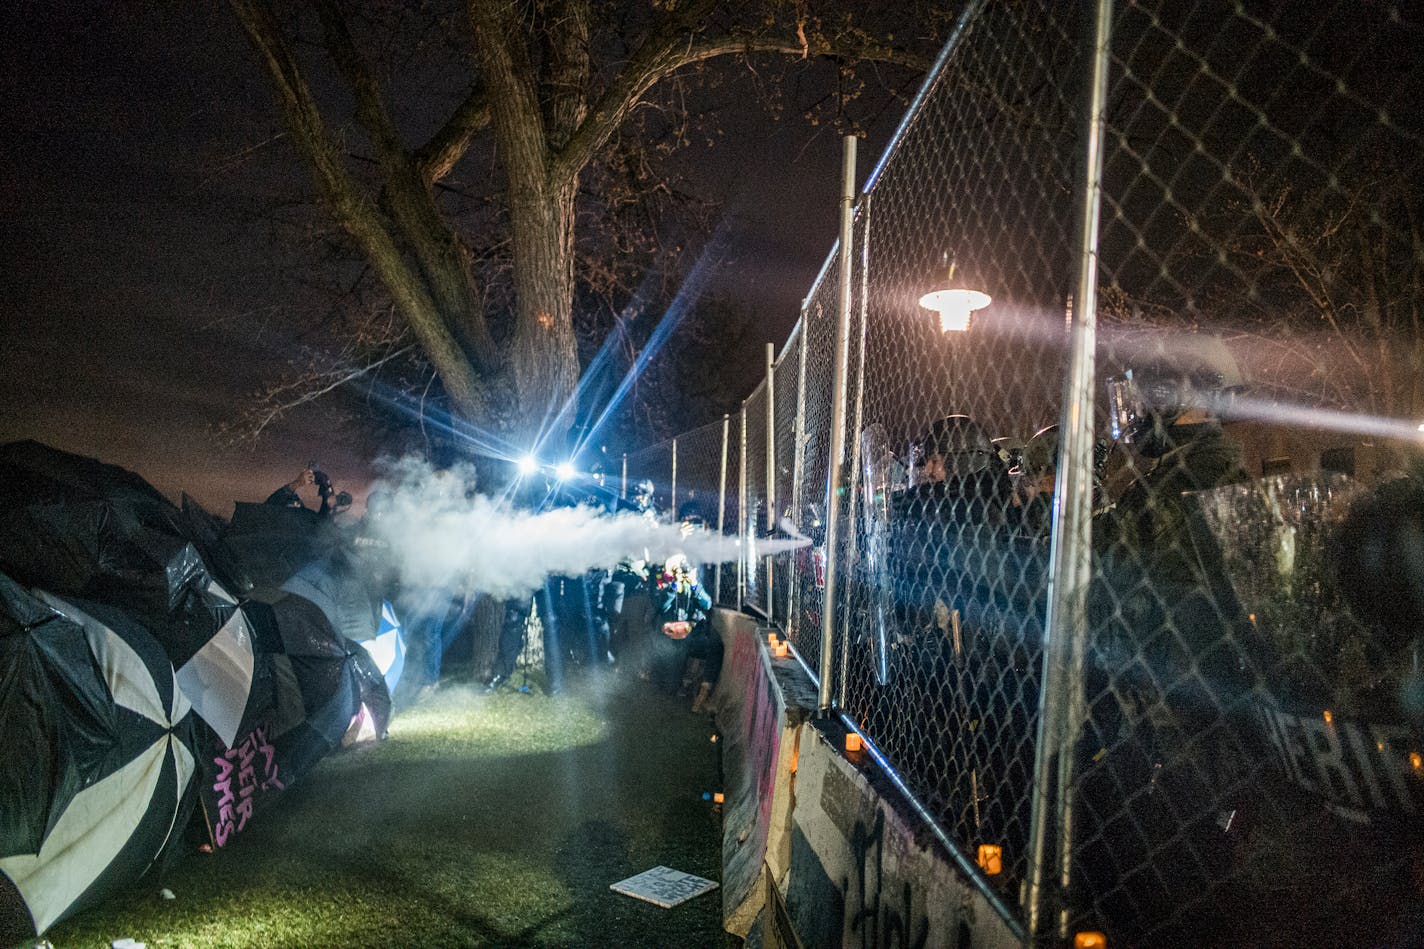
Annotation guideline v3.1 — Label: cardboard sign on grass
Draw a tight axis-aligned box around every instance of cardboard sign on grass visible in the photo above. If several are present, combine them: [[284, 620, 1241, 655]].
[[610, 866, 719, 908]]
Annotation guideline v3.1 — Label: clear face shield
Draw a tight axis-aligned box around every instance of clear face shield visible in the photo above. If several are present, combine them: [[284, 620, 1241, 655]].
[[906, 441, 934, 487], [1106, 371, 1144, 442], [1110, 368, 1195, 436]]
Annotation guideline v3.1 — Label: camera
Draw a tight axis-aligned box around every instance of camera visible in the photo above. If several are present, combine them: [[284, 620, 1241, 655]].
[[309, 462, 352, 512], [310, 463, 334, 498]]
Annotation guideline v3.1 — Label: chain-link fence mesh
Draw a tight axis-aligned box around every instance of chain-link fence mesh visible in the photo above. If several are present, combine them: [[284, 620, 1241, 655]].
[[720, 411, 743, 607], [836, 1, 1080, 909], [773, 328, 803, 632], [623, 438, 674, 516], [789, 269, 841, 674], [670, 419, 727, 529], [742, 384, 770, 617], [1067, 3, 1424, 946], [623, 1, 1424, 943]]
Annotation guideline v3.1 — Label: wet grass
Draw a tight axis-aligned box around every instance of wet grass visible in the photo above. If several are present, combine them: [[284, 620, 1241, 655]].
[[41, 671, 729, 948]]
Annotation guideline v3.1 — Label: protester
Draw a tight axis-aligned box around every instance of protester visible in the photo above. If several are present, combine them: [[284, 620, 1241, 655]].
[[265, 466, 316, 508], [266, 464, 351, 516], [648, 554, 713, 697]]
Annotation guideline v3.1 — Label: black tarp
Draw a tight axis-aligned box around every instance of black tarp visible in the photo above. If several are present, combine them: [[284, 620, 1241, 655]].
[[0, 441, 207, 622]]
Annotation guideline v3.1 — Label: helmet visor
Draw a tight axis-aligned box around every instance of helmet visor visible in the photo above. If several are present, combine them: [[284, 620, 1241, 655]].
[[1106, 372, 1144, 442]]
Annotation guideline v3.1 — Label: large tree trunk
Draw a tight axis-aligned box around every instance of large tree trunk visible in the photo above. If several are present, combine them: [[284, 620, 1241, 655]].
[[470, 0, 587, 443], [509, 179, 581, 439]]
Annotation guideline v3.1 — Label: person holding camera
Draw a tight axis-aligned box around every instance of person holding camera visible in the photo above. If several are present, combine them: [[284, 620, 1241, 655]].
[[265, 464, 351, 516]]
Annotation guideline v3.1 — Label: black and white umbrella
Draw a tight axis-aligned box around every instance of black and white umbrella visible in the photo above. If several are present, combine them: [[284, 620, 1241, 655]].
[[0, 578, 196, 941]]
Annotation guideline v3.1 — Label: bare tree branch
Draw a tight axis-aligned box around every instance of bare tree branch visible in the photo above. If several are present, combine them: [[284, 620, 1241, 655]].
[[229, 344, 418, 441], [414, 88, 492, 181], [550, 14, 930, 188]]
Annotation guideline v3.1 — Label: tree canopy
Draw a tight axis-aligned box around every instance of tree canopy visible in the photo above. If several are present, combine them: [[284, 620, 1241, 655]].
[[227, 0, 945, 457]]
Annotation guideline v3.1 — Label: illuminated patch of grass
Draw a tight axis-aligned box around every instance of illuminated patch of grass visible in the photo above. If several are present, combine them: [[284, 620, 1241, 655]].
[[40, 674, 729, 948]]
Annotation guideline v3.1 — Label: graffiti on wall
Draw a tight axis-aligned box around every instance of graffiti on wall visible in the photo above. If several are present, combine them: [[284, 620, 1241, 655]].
[[844, 810, 931, 949]]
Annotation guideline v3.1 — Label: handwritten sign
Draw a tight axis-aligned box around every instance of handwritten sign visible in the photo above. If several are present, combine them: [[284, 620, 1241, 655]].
[[610, 866, 719, 909], [211, 725, 285, 846]]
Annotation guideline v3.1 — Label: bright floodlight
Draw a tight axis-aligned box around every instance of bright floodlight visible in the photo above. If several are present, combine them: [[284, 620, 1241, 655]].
[[517, 455, 540, 476], [919, 287, 992, 333], [555, 461, 577, 481]]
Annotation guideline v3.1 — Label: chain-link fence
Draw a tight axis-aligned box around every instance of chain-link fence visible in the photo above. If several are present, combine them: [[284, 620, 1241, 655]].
[[628, 2, 1423, 943], [622, 438, 674, 514]]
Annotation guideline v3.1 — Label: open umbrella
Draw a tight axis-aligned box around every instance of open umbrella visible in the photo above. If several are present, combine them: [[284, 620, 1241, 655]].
[[283, 553, 405, 696], [0, 579, 196, 942]]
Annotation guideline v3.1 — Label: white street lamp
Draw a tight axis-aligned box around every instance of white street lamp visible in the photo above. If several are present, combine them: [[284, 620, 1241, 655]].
[[919, 287, 992, 332], [919, 257, 991, 332]]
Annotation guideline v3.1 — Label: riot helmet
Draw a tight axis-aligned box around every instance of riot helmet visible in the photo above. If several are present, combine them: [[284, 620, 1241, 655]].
[[1021, 424, 1060, 479], [677, 499, 706, 528], [909, 415, 996, 482], [1106, 333, 1243, 455]]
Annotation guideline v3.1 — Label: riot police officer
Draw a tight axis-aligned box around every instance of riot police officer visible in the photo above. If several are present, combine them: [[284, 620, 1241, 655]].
[[484, 461, 568, 695]]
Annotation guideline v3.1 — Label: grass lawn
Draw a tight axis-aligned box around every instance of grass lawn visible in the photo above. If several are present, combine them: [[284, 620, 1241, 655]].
[[40, 670, 729, 948]]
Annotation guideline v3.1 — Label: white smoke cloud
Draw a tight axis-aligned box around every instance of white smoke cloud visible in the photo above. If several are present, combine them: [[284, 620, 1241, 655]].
[[365, 457, 808, 597]]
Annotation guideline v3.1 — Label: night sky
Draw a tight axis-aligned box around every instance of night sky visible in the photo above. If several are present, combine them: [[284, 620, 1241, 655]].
[[0, 2, 867, 513]]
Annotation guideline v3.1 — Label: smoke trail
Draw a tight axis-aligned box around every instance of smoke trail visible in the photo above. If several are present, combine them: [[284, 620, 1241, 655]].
[[366, 457, 807, 598]]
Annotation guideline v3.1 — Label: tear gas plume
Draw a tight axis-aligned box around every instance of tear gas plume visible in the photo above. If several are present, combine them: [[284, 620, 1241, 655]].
[[365, 458, 807, 597]]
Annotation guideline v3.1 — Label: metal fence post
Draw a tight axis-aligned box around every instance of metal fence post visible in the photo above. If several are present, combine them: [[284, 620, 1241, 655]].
[[621, 453, 627, 499], [715, 413, 730, 604], [839, 191, 872, 709], [788, 323, 809, 642], [738, 403, 748, 608], [764, 342, 776, 621], [1025, 0, 1113, 940], [818, 134, 857, 711], [670, 437, 679, 516]]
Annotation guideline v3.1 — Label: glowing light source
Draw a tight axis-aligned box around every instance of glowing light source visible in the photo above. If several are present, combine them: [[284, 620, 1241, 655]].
[[554, 461, 577, 481], [517, 455, 540, 476], [773, 641, 789, 658], [1411, 752, 1422, 770], [976, 844, 1003, 876], [1074, 933, 1108, 949], [1323, 710, 1334, 725], [919, 287, 992, 332], [845, 733, 864, 753]]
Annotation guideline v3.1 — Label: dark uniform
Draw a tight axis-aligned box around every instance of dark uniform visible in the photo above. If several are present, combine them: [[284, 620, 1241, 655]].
[[873, 436, 1031, 861]]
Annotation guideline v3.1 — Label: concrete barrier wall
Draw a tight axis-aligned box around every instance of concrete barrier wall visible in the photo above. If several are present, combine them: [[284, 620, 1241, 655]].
[[714, 609, 800, 937], [710, 608, 1022, 948]]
